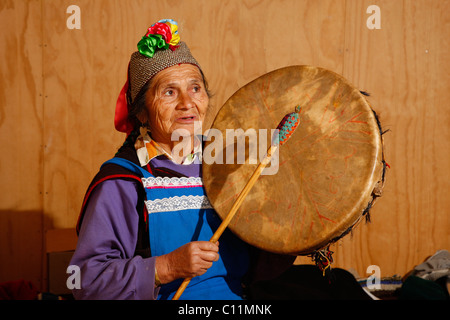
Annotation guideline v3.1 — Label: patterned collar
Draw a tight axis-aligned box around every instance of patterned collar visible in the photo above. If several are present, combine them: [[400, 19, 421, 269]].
[[135, 129, 202, 166]]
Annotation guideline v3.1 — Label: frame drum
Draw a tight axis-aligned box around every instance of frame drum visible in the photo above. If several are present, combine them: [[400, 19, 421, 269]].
[[203, 66, 386, 255]]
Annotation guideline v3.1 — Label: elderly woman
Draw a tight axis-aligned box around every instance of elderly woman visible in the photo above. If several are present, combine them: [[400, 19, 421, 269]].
[[71, 20, 295, 300], [70, 20, 252, 300]]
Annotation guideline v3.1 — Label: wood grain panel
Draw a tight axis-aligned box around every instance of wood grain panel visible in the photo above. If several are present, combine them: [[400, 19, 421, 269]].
[[0, 0, 44, 211], [328, 0, 450, 277], [0, 0, 44, 288], [0, 0, 449, 292], [42, 0, 127, 229]]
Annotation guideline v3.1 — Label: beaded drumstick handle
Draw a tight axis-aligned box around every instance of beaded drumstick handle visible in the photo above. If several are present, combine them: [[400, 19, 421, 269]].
[[172, 106, 301, 300]]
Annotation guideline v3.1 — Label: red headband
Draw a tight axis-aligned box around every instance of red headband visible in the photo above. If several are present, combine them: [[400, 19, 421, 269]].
[[114, 72, 132, 135]]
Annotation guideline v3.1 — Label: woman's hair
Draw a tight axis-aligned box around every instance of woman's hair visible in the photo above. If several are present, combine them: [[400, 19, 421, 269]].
[[127, 67, 212, 131]]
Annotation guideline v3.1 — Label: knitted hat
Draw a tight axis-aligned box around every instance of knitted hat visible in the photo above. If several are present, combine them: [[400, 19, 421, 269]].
[[128, 42, 201, 103], [115, 19, 202, 135]]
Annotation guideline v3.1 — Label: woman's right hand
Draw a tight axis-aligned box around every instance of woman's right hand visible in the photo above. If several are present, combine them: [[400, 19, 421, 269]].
[[155, 241, 219, 284]]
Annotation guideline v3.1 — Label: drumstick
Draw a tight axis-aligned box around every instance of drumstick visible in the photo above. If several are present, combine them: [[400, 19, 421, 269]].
[[172, 106, 301, 300]]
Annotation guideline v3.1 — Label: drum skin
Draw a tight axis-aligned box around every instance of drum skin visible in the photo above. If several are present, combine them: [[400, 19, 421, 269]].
[[203, 66, 385, 255]]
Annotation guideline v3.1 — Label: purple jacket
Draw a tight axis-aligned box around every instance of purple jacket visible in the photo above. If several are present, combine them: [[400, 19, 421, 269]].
[[70, 179, 159, 300], [70, 145, 295, 300]]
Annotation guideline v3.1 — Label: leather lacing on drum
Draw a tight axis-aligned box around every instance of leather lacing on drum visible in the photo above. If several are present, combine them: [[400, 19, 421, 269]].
[[309, 95, 390, 278]]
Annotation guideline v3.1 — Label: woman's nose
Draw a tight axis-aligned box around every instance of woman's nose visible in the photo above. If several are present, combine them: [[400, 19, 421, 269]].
[[177, 90, 195, 109]]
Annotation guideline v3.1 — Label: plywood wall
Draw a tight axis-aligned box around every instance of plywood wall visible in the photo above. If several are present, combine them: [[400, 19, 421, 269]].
[[1, 0, 449, 292]]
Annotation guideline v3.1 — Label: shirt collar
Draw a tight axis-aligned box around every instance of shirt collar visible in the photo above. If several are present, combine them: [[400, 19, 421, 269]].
[[135, 129, 202, 166]]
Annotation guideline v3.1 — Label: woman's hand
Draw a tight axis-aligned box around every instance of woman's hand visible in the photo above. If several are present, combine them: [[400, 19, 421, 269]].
[[155, 241, 219, 284]]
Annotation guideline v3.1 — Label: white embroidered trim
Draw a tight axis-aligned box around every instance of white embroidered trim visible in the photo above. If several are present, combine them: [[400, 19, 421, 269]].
[[145, 195, 213, 214], [142, 176, 203, 188]]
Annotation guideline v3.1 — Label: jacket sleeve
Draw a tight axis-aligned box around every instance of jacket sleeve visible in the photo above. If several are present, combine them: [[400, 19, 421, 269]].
[[69, 179, 159, 300]]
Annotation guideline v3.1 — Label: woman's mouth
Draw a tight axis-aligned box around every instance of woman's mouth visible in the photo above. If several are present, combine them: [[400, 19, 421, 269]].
[[177, 115, 197, 123]]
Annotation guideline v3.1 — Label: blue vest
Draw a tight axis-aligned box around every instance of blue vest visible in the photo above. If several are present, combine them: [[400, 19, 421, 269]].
[[102, 158, 249, 300]]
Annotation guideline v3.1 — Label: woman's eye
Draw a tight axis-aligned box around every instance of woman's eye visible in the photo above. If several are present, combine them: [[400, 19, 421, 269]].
[[164, 89, 174, 96]]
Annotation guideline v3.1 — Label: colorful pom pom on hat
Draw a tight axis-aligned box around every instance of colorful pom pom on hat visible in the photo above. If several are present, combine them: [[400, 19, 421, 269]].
[[115, 19, 202, 135]]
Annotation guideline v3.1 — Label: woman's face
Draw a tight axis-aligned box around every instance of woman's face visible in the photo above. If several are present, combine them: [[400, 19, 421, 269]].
[[143, 64, 209, 149]]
